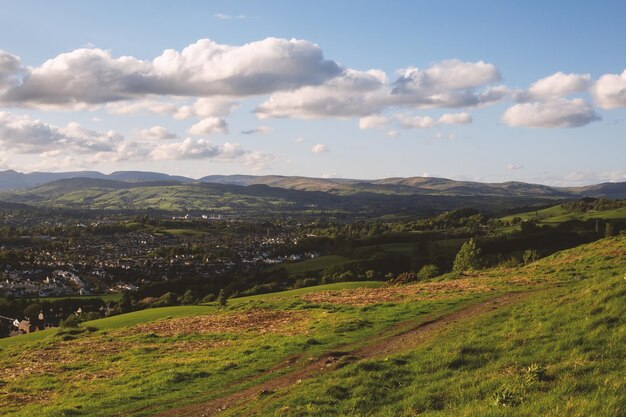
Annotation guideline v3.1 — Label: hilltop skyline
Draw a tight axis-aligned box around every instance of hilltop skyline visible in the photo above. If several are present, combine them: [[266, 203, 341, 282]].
[[0, 1, 625, 185]]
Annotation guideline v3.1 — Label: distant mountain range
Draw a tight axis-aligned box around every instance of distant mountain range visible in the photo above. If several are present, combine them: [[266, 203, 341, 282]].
[[1, 169, 625, 198], [0, 170, 624, 215]]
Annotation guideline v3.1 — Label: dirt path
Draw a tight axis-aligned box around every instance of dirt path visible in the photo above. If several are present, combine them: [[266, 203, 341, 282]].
[[150, 290, 539, 417]]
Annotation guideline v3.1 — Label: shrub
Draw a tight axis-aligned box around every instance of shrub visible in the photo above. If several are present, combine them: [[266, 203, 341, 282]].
[[522, 249, 539, 265], [152, 292, 179, 307], [202, 293, 216, 303], [417, 264, 440, 280], [59, 315, 81, 328], [217, 289, 228, 307], [387, 271, 418, 285], [181, 289, 198, 305]]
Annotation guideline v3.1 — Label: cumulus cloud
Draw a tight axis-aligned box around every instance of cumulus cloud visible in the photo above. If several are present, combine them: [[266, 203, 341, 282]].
[[0, 38, 342, 108], [501, 98, 600, 128], [241, 126, 273, 135], [188, 117, 229, 135], [0, 51, 26, 94], [392, 60, 500, 94], [311, 143, 329, 153], [592, 69, 626, 109], [0, 110, 275, 172], [294, 137, 305, 144], [524, 72, 591, 100], [0, 111, 122, 154], [256, 60, 503, 120], [360, 112, 471, 130], [359, 114, 390, 129], [242, 151, 276, 173], [257, 69, 388, 119], [134, 126, 177, 141], [507, 164, 524, 170], [173, 97, 239, 120], [151, 138, 245, 160], [106, 99, 178, 116]]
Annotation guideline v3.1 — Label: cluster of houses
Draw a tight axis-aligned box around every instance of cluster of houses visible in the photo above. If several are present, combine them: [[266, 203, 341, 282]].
[[0, 269, 89, 297]]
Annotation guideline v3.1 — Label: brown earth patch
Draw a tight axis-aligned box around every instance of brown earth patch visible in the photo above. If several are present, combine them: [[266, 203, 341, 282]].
[[130, 309, 310, 337], [148, 290, 540, 417], [0, 389, 55, 408], [302, 278, 495, 306]]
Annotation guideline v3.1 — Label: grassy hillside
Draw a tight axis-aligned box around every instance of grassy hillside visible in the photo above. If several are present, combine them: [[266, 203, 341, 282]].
[[1, 177, 578, 216], [501, 203, 626, 224], [0, 237, 623, 416]]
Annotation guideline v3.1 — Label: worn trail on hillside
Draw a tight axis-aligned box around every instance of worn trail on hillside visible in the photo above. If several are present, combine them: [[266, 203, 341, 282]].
[[147, 289, 542, 417]]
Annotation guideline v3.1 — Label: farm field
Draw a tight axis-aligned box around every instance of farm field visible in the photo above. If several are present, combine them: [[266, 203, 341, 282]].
[[0, 236, 623, 416]]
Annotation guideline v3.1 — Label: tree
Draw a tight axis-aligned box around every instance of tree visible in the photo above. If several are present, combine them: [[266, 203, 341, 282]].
[[452, 238, 482, 273], [217, 289, 228, 307], [605, 222, 615, 238]]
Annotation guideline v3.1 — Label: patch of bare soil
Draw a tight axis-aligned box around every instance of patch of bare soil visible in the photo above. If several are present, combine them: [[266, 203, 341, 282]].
[[130, 309, 310, 337], [149, 290, 539, 417], [302, 278, 495, 306]]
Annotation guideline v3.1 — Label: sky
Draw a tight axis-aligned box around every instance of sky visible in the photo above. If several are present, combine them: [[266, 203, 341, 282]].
[[0, 0, 624, 185]]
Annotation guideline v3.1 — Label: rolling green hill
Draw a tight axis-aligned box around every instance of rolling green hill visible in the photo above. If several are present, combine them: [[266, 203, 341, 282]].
[[0, 177, 580, 217], [0, 236, 623, 416]]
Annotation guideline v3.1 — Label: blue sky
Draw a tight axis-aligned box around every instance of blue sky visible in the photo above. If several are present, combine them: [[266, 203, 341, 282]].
[[0, 1, 624, 185]]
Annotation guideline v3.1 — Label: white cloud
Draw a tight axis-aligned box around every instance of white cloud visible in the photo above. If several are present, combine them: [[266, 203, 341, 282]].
[[393, 60, 500, 92], [173, 97, 239, 120], [311, 143, 329, 153], [241, 126, 273, 135], [437, 112, 472, 125], [294, 137, 305, 144], [256, 60, 502, 120], [134, 126, 177, 141], [525, 72, 591, 100], [0, 51, 26, 94], [151, 138, 244, 161], [214, 13, 247, 20], [106, 99, 178, 116], [242, 151, 276, 172], [188, 117, 229, 136], [501, 98, 600, 128], [0, 111, 122, 154], [0, 38, 342, 108], [257, 68, 388, 119], [397, 112, 472, 129], [592, 69, 626, 109], [359, 114, 390, 129], [507, 164, 524, 170], [386, 130, 400, 138]]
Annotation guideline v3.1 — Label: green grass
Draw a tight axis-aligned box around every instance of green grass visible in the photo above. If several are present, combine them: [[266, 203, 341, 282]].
[[230, 281, 385, 303], [501, 204, 626, 225], [0, 237, 623, 416], [225, 238, 626, 417]]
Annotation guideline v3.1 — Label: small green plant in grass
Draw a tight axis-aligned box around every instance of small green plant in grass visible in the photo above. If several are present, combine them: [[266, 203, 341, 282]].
[[523, 249, 539, 265], [524, 363, 548, 384], [492, 386, 521, 407]]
